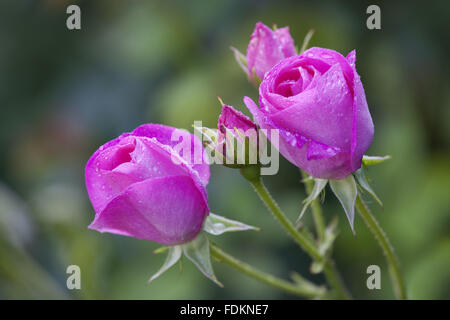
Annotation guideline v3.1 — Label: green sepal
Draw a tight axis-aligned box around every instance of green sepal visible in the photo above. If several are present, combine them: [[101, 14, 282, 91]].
[[204, 213, 260, 236], [353, 168, 383, 207], [193, 125, 218, 145], [148, 246, 182, 283], [329, 175, 358, 234], [296, 178, 328, 226], [182, 232, 223, 287], [230, 46, 248, 75], [230, 45, 262, 86], [250, 68, 262, 86], [193, 125, 227, 164], [152, 246, 169, 254], [362, 155, 391, 166], [299, 29, 315, 54]]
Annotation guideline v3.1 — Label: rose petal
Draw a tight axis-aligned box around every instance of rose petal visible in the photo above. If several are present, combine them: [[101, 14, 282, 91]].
[[244, 97, 352, 179], [301, 47, 354, 89], [88, 175, 209, 246], [350, 73, 374, 171], [306, 140, 341, 160], [274, 27, 297, 57], [250, 47, 374, 179], [132, 124, 210, 186], [244, 96, 265, 125], [218, 105, 257, 134], [269, 63, 353, 151], [347, 50, 356, 67], [86, 136, 189, 215]]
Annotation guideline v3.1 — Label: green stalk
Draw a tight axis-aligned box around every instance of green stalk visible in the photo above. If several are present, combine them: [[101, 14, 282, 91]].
[[248, 176, 350, 299], [355, 195, 407, 299], [210, 243, 326, 298]]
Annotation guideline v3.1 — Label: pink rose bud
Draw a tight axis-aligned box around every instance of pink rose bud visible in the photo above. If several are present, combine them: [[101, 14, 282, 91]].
[[247, 22, 297, 81], [216, 105, 259, 166], [244, 47, 374, 180], [218, 105, 258, 140], [85, 124, 210, 245]]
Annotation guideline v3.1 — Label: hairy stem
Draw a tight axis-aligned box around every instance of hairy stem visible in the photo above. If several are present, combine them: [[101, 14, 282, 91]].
[[210, 243, 326, 298], [249, 177, 350, 299], [355, 195, 407, 299]]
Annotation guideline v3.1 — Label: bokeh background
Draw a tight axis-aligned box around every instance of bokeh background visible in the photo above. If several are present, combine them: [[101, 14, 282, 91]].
[[0, 0, 449, 299]]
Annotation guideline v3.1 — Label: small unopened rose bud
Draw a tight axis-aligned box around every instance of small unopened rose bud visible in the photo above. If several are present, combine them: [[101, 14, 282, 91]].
[[216, 105, 259, 168], [246, 22, 297, 82]]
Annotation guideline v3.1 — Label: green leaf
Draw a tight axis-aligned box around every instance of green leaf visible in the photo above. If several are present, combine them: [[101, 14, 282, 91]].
[[182, 233, 223, 287], [329, 175, 358, 234], [204, 213, 260, 236], [362, 155, 391, 166], [353, 168, 383, 207], [148, 245, 182, 283], [296, 178, 328, 226]]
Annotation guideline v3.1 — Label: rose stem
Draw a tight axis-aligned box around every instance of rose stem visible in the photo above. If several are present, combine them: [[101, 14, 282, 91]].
[[355, 195, 407, 300], [248, 177, 350, 300], [209, 243, 327, 299], [300, 170, 350, 299]]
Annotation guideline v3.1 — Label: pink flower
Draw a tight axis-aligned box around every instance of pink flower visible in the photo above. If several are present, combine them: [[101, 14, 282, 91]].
[[244, 47, 374, 179], [85, 124, 210, 245], [247, 22, 297, 81]]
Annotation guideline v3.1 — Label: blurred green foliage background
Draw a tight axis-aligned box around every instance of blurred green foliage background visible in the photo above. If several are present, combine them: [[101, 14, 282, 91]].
[[0, 0, 449, 299]]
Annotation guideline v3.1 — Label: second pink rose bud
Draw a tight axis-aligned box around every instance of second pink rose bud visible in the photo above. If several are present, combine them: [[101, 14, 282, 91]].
[[216, 104, 259, 167], [246, 22, 297, 81]]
